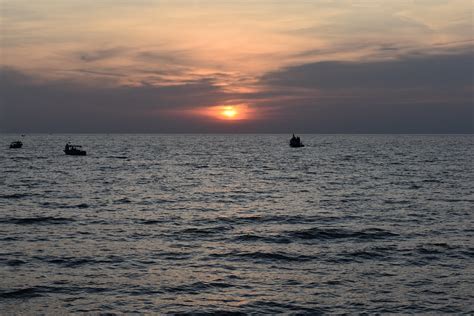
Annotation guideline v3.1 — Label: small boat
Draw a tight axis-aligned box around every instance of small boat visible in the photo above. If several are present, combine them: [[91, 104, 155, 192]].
[[289, 134, 304, 148], [64, 143, 87, 156], [9, 141, 23, 149]]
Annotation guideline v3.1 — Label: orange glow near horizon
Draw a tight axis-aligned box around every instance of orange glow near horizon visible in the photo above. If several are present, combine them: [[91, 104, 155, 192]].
[[221, 107, 238, 119], [196, 104, 254, 121]]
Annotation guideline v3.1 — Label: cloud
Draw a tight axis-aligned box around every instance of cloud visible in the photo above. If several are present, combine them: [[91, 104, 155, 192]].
[[0, 67, 232, 133], [255, 50, 473, 133], [262, 50, 473, 90], [254, 99, 473, 134], [77, 47, 128, 62], [1, 49, 472, 133], [135, 49, 197, 66]]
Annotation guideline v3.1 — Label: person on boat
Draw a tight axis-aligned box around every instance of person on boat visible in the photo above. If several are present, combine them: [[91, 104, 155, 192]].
[[290, 134, 304, 147], [65, 143, 70, 151], [291, 134, 298, 144]]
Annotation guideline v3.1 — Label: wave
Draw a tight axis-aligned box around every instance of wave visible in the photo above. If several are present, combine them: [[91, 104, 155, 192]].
[[210, 250, 315, 262], [0, 259, 26, 267], [232, 234, 292, 244], [0, 216, 75, 225], [215, 214, 338, 225], [422, 179, 442, 183], [0, 193, 32, 199], [115, 197, 132, 204], [33, 255, 125, 267], [46, 258, 96, 268], [163, 281, 233, 294], [427, 198, 474, 203], [169, 311, 246, 316], [106, 156, 128, 159], [156, 251, 193, 261], [240, 300, 322, 314], [0, 287, 43, 299], [39, 202, 89, 209], [414, 243, 473, 258], [0, 285, 110, 299], [340, 249, 390, 261], [178, 226, 234, 236], [137, 219, 166, 225], [10, 157, 32, 161], [287, 227, 398, 240], [384, 199, 411, 204]]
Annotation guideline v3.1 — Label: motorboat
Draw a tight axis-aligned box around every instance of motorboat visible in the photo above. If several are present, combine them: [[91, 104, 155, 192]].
[[9, 141, 23, 149], [64, 144, 87, 156], [289, 134, 304, 148]]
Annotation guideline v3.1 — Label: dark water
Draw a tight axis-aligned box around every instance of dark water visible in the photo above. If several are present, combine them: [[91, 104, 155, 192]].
[[1, 134, 473, 314]]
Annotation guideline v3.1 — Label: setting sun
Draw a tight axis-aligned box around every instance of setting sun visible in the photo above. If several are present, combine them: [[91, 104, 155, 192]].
[[193, 104, 254, 121], [222, 107, 238, 119]]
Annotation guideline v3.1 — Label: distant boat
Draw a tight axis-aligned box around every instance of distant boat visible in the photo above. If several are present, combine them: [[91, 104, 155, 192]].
[[289, 134, 304, 148], [64, 144, 86, 156], [9, 141, 23, 149]]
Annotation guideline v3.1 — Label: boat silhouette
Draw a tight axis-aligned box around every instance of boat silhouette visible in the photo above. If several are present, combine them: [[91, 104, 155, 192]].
[[9, 141, 23, 149], [289, 134, 304, 148], [64, 143, 86, 156]]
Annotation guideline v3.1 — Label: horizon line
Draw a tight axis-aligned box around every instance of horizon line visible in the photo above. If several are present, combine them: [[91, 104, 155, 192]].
[[1, 132, 473, 135]]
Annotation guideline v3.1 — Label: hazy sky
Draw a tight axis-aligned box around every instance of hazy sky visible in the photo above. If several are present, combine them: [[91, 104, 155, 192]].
[[1, 0, 472, 133]]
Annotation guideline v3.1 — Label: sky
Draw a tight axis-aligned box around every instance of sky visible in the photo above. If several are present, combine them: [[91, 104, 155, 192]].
[[0, 0, 472, 133]]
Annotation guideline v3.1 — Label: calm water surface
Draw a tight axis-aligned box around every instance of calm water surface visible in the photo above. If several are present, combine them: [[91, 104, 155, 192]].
[[0, 134, 473, 314]]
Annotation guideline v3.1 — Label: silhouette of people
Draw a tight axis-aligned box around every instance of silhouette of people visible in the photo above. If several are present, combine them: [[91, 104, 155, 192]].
[[290, 134, 304, 147], [64, 143, 86, 155]]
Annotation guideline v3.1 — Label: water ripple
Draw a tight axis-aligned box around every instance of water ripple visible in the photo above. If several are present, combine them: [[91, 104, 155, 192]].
[[1, 134, 472, 314]]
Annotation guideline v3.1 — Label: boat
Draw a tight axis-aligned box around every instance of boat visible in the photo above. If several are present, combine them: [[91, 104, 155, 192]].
[[289, 134, 304, 148], [9, 141, 23, 149], [64, 143, 87, 156]]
